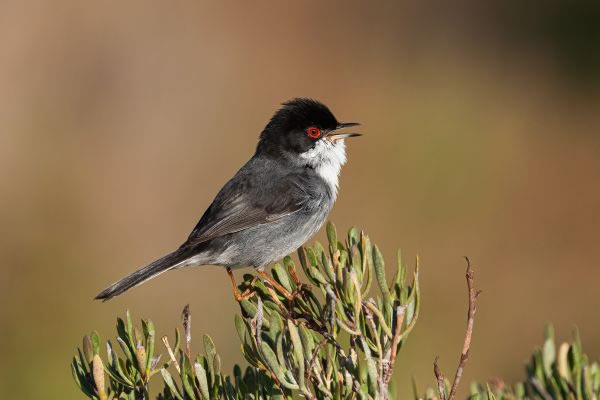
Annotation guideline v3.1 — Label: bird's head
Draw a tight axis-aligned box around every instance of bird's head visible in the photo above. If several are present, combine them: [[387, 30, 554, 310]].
[[257, 99, 361, 169]]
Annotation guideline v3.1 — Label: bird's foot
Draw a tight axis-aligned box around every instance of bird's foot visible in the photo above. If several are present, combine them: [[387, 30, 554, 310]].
[[257, 270, 311, 304], [233, 287, 256, 302], [227, 268, 256, 302]]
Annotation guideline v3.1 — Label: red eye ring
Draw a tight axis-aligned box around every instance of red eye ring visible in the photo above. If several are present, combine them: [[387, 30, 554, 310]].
[[307, 127, 321, 138]]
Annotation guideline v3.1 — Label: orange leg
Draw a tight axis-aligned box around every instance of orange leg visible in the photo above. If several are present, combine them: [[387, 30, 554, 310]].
[[227, 268, 255, 302]]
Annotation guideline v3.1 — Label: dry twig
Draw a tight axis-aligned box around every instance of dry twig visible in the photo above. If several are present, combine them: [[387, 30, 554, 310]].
[[434, 257, 481, 400], [384, 306, 406, 384], [161, 336, 180, 374], [305, 336, 328, 383], [434, 356, 446, 399], [181, 304, 192, 358]]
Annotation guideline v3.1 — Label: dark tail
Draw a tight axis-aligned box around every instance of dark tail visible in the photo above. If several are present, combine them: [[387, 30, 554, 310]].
[[95, 247, 194, 301]]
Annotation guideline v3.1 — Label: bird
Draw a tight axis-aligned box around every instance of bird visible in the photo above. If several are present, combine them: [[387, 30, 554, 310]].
[[95, 98, 361, 302]]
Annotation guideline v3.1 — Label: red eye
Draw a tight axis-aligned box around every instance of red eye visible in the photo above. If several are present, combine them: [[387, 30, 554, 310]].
[[307, 127, 321, 138]]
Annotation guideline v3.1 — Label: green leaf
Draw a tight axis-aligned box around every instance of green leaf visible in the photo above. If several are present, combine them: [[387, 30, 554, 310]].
[[299, 324, 315, 361], [125, 310, 134, 340], [310, 265, 328, 285], [297, 247, 319, 286], [360, 337, 378, 396], [361, 235, 373, 296], [240, 299, 257, 318], [543, 324, 556, 376], [486, 384, 497, 400], [90, 331, 101, 356], [83, 335, 93, 364], [213, 354, 221, 375], [313, 242, 326, 265], [235, 314, 248, 343], [115, 337, 133, 362], [305, 247, 319, 267], [347, 226, 359, 248], [203, 334, 217, 364], [326, 221, 337, 254], [322, 251, 335, 283], [260, 342, 289, 388], [145, 320, 155, 375], [173, 328, 181, 355], [180, 355, 197, 400], [283, 256, 298, 290], [373, 245, 391, 304], [194, 362, 210, 399], [392, 249, 406, 299], [272, 263, 292, 293], [116, 318, 134, 356], [351, 245, 362, 282], [161, 368, 184, 400], [287, 320, 306, 391], [107, 341, 134, 386]]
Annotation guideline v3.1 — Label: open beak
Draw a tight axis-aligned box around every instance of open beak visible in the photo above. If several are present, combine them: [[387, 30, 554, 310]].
[[326, 122, 362, 141]]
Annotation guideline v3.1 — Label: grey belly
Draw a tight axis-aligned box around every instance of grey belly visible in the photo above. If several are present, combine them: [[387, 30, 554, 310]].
[[208, 207, 330, 269]]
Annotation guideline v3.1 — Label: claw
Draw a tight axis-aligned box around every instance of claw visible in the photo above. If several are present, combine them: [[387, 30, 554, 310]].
[[227, 268, 256, 302], [234, 288, 256, 302]]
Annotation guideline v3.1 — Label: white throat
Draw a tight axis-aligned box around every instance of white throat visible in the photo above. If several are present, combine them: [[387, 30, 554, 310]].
[[299, 140, 347, 200]]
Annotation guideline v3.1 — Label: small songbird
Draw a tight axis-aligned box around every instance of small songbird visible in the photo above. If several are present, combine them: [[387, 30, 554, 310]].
[[96, 98, 361, 301]]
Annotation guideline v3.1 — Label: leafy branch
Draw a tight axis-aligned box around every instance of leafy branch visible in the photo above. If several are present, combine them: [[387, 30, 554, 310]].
[[72, 222, 421, 399]]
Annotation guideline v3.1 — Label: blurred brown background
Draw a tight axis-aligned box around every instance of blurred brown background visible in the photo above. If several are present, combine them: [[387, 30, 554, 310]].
[[1, 1, 599, 398]]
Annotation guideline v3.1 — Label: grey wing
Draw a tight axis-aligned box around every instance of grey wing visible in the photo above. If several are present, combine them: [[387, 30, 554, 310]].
[[184, 173, 309, 246]]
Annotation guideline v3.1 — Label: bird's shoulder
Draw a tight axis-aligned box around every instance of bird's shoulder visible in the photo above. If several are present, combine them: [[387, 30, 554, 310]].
[[227, 154, 329, 199]]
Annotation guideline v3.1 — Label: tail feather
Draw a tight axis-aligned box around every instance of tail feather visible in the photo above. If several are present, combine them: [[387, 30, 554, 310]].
[[95, 248, 194, 301]]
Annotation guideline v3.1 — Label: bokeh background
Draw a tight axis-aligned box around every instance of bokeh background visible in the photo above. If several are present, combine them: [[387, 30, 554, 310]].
[[1, 1, 599, 398]]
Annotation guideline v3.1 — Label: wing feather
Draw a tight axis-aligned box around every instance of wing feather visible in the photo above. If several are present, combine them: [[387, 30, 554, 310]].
[[185, 171, 308, 245]]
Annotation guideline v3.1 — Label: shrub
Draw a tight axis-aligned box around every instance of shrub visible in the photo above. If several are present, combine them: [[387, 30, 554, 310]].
[[463, 326, 600, 400], [72, 223, 419, 399], [72, 222, 599, 399]]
